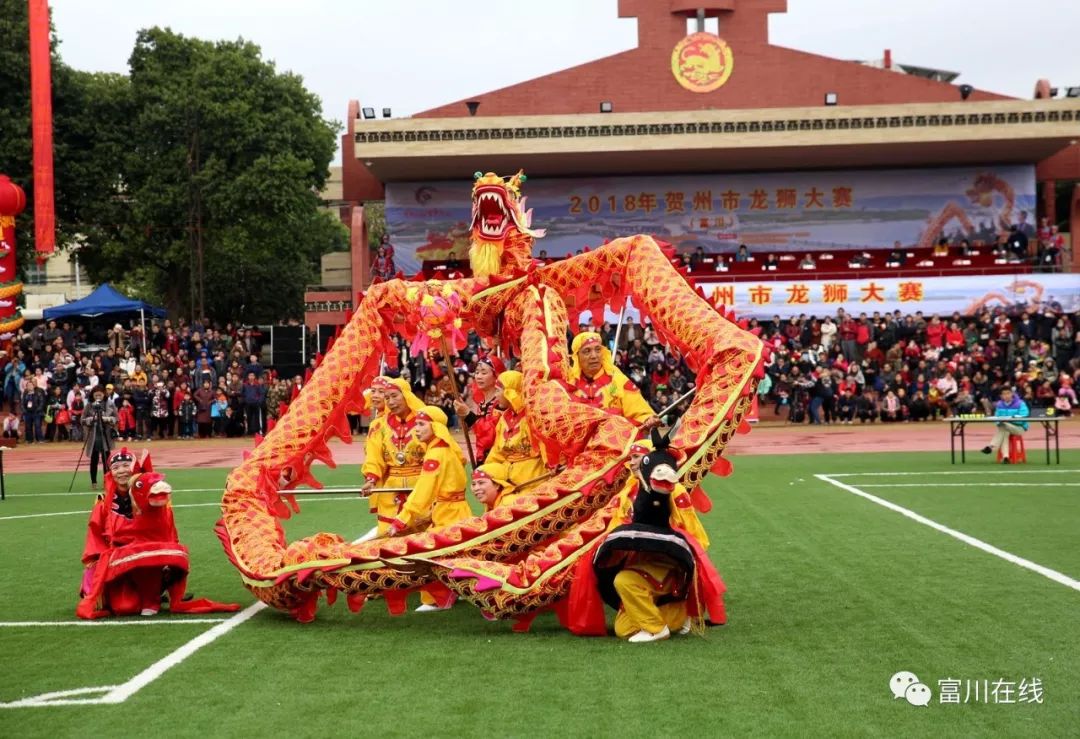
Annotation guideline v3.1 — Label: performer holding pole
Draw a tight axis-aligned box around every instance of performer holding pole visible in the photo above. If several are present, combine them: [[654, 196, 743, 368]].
[[453, 353, 504, 465], [484, 371, 547, 489], [439, 336, 477, 468], [360, 377, 427, 535]]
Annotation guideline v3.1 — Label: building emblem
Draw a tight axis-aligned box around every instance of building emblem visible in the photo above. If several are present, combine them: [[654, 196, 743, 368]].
[[671, 32, 734, 93]]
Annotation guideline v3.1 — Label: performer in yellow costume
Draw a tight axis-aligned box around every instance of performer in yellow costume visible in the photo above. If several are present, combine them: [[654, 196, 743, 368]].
[[593, 441, 721, 642], [388, 405, 471, 611], [568, 332, 659, 427], [360, 377, 427, 535], [470, 462, 520, 511], [484, 370, 546, 489]]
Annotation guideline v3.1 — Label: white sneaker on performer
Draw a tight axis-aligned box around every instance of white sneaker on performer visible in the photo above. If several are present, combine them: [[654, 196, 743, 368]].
[[679, 618, 692, 635], [415, 603, 451, 613], [628, 626, 670, 643], [140, 608, 159, 617]]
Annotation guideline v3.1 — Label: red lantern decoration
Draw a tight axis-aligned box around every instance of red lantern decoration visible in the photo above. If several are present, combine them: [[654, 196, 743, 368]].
[[0, 175, 27, 337]]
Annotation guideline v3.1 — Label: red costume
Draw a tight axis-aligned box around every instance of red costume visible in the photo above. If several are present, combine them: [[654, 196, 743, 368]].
[[77, 449, 239, 619]]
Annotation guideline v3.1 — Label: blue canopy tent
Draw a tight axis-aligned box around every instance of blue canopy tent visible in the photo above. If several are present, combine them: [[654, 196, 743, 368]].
[[44, 283, 165, 354]]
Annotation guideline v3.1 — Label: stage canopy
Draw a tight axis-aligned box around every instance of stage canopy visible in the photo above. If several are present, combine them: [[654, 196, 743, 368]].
[[43, 283, 165, 320]]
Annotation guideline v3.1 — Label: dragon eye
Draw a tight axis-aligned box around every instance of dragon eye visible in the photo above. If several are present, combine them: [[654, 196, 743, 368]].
[[473, 171, 483, 180]]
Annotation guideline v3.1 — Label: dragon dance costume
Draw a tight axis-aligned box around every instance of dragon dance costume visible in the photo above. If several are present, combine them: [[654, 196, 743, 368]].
[[216, 170, 765, 629]]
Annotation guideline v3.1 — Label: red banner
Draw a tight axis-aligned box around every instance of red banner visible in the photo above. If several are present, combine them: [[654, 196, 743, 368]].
[[28, 0, 55, 255], [0, 175, 27, 336]]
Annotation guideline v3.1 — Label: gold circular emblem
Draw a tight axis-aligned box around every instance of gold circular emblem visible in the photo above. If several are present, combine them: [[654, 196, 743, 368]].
[[671, 33, 734, 93]]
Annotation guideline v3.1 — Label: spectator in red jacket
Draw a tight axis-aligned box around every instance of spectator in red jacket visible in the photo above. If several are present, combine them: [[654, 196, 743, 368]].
[[925, 315, 945, 349]]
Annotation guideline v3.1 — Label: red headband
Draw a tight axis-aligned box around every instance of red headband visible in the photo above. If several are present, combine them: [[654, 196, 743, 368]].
[[473, 469, 493, 481], [478, 355, 506, 375], [629, 443, 651, 456], [579, 335, 601, 349]]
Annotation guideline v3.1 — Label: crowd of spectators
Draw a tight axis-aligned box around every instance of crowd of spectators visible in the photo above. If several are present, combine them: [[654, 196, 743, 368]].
[[3, 300, 1076, 446], [0, 317, 283, 444], [753, 305, 1078, 424]]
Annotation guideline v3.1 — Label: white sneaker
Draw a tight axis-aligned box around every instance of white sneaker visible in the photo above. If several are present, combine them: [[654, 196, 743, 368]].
[[679, 618, 692, 635], [628, 626, 670, 643], [415, 603, 451, 613], [140, 608, 158, 617]]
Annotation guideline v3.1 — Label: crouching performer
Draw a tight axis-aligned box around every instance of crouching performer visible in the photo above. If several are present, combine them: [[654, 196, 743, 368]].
[[388, 405, 471, 612], [568, 434, 726, 642], [77, 448, 240, 619]]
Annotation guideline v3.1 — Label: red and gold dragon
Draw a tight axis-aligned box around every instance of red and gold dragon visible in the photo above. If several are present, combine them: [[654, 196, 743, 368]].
[[217, 171, 766, 626]]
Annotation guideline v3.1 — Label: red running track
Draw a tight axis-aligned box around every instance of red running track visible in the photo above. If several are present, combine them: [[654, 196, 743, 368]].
[[4, 420, 1076, 475]]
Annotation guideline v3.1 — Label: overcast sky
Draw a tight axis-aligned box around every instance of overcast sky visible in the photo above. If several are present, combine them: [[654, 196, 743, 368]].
[[51, 0, 1078, 162]]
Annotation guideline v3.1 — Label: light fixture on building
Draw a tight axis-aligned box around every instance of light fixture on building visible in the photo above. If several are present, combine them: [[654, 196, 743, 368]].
[[466, 101, 480, 116], [824, 92, 838, 106], [600, 101, 613, 113], [1066, 87, 1080, 98], [361, 107, 375, 119], [959, 84, 974, 100], [382, 108, 392, 118]]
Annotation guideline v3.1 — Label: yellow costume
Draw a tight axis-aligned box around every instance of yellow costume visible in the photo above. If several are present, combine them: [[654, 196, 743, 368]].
[[392, 406, 471, 531], [392, 406, 470, 609], [568, 332, 655, 424], [485, 371, 547, 489], [473, 462, 523, 510], [361, 377, 426, 534], [608, 443, 709, 639]]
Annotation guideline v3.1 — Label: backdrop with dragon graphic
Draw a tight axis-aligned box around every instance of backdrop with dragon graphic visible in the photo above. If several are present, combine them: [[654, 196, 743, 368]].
[[385, 165, 1037, 275], [217, 171, 765, 626]]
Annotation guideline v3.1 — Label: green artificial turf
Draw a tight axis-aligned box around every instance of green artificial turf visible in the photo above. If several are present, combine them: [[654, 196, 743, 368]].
[[0, 451, 1077, 737]]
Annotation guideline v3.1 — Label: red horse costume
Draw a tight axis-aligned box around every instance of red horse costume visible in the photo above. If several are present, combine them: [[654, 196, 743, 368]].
[[77, 449, 239, 619]]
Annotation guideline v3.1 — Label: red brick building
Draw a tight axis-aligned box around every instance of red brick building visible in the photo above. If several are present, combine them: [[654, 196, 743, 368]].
[[309, 0, 1079, 327]]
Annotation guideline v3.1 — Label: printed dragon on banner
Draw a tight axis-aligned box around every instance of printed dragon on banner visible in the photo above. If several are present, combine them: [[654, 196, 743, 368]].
[[216, 170, 766, 627]]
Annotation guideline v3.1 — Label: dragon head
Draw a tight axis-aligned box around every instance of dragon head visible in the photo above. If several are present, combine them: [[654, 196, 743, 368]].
[[129, 471, 172, 511], [469, 170, 545, 279]]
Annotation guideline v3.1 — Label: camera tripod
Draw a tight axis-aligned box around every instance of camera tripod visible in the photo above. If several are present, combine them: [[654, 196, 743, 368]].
[[67, 408, 113, 493]]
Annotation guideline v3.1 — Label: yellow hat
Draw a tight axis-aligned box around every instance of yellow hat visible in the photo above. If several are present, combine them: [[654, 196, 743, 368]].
[[375, 376, 424, 414], [498, 370, 525, 413], [569, 331, 616, 381], [416, 405, 466, 463], [473, 462, 513, 490]]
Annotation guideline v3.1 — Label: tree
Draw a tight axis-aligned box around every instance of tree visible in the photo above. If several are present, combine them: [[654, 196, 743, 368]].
[[78, 27, 345, 323]]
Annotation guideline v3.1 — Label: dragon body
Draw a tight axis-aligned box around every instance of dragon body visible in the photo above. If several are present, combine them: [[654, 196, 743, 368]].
[[217, 172, 765, 625]]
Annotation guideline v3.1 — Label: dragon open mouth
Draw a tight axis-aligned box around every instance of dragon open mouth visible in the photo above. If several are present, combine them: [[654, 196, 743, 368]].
[[472, 187, 515, 239]]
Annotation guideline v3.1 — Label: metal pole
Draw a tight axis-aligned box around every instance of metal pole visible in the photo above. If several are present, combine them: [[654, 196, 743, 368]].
[[696, 8, 706, 32], [611, 301, 628, 355], [140, 308, 146, 356], [73, 249, 80, 296], [440, 337, 477, 468]]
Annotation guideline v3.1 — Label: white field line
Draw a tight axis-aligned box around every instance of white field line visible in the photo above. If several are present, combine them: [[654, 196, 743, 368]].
[[0, 618, 229, 627], [826, 469, 1080, 478], [860, 482, 1080, 488], [0, 602, 266, 708], [0, 523, 374, 709], [815, 474, 1080, 593], [0, 495, 362, 522]]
